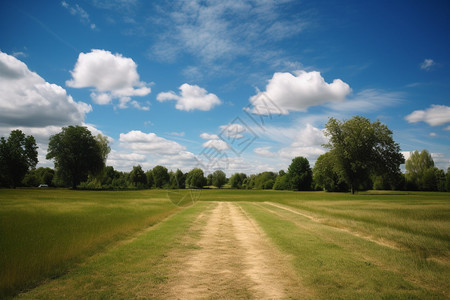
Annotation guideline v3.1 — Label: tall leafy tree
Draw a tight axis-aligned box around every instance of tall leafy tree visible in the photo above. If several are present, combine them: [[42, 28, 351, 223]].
[[324, 116, 404, 194], [405, 150, 435, 190], [46, 126, 108, 189], [212, 170, 227, 188], [129, 165, 147, 188], [287, 156, 312, 191], [169, 169, 185, 189], [0, 130, 38, 188], [186, 168, 206, 188], [152, 165, 169, 188], [229, 173, 247, 189]]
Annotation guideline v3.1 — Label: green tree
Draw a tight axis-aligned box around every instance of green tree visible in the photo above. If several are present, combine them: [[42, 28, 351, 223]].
[[146, 170, 154, 188], [186, 168, 206, 188], [287, 157, 312, 191], [129, 165, 147, 188], [212, 170, 227, 188], [152, 165, 170, 188], [254, 172, 277, 189], [313, 152, 347, 192], [434, 168, 446, 192], [446, 168, 450, 192], [324, 116, 404, 194], [0, 130, 38, 188], [169, 169, 185, 189], [229, 173, 247, 189], [46, 126, 108, 189], [273, 173, 289, 190], [405, 150, 435, 190]]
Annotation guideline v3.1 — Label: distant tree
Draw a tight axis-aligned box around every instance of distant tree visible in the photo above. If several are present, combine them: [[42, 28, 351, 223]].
[[405, 150, 435, 190], [324, 116, 404, 194], [146, 170, 154, 188], [206, 173, 213, 186], [0, 130, 38, 188], [46, 126, 108, 189], [129, 165, 147, 188], [446, 168, 450, 192], [287, 157, 312, 191], [22, 167, 54, 187], [273, 173, 289, 190], [152, 165, 169, 188], [229, 173, 247, 189], [434, 168, 446, 192], [169, 169, 185, 189], [254, 172, 276, 189], [212, 170, 227, 188], [186, 168, 206, 188]]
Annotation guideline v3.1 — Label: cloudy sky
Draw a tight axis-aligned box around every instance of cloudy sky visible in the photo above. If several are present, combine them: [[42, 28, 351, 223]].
[[1, 0, 449, 175]]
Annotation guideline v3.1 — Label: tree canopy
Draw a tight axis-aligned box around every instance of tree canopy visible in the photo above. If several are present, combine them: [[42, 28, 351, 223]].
[[186, 168, 206, 188], [212, 170, 227, 188], [324, 116, 404, 194], [46, 126, 109, 189], [0, 130, 38, 188], [152, 165, 169, 188], [287, 156, 312, 191]]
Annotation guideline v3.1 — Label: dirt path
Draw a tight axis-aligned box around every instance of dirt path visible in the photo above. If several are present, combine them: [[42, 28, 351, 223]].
[[164, 202, 303, 299]]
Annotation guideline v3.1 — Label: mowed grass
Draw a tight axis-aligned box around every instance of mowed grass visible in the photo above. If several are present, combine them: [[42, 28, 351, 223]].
[[2, 189, 449, 298], [0, 189, 179, 298]]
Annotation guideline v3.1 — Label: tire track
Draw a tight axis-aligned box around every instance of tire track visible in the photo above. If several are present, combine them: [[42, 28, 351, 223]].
[[165, 202, 303, 299]]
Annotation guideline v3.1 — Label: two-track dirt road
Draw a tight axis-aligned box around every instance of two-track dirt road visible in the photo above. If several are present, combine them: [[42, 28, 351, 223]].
[[163, 201, 304, 299]]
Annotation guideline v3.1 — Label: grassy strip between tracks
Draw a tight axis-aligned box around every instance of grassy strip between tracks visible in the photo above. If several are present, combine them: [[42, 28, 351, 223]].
[[239, 201, 449, 299]]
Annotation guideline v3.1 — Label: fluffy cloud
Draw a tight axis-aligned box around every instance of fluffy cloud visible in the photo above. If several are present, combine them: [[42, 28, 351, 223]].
[[249, 70, 351, 115], [67, 49, 151, 109], [0, 51, 91, 128], [119, 130, 185, 154], [202, 139, 229, 151], [200, 133, 219, 140], [200, 132, 229, 151], [405, 105, 450, 126], [254, 146, 276, 157], [219, 123, 246, 139], [157, 83, 221, 111], [112, 130, 200, 172], [254, 124, 327, 161], [420, 59, 436, 71], [278, 124, 327, 159]]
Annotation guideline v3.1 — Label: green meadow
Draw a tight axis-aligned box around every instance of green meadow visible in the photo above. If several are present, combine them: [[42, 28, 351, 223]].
[[1, 189, 449, 298], [0, 189, 180, 298]]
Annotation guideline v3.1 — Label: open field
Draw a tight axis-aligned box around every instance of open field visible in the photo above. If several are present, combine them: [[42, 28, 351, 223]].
[[1, 189, 449, 299]]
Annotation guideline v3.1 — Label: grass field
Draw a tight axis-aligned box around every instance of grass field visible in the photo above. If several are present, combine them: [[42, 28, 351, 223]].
[[0, 189, 180, 298], [1, 189, 449, 299]]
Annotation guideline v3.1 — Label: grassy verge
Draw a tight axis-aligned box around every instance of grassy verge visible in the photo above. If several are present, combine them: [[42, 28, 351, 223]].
[[16, 201, 211, 299], [240, 201, 449, 298], [0, 189, 179, 298]]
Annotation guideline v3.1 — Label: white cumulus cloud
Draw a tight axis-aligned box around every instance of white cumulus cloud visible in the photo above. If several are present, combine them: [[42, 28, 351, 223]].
[[249, 70, 351, 115], [405, 104, 450, 126], [119, 130, 185, 154], [0, 51, 91, 128], [67, 49, 151, 109], [157, 83, 221, 111], [200, 133, 219, 140]]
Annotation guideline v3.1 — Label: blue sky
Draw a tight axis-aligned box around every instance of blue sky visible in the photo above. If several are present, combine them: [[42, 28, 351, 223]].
[[1, 0, 449, 175]]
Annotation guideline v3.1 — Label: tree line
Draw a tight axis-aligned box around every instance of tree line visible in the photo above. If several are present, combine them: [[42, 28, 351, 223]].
[[1, 117, 449, 192]]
